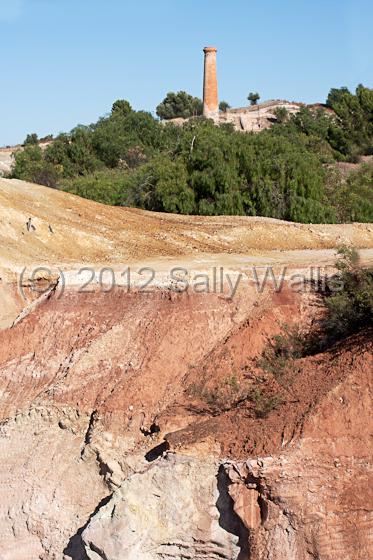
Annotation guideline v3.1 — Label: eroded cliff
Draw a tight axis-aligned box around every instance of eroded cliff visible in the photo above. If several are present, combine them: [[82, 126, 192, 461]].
[[0, 178, 372, 560]]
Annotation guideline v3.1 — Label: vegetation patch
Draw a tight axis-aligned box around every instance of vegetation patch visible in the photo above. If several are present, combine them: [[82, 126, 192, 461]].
[[187, 375, 283, 418], [258, 249, 373, 372], [10, 85, 373, 223]]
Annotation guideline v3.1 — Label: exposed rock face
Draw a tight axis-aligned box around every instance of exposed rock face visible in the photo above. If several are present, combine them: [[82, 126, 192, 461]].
[[0, 407, 107, 560], [224, 348, 373, 560], [0, 280, 371, 559], [76, 339, 373, 560], [0, 179, 373, 559], [82, 455, 247, 560]]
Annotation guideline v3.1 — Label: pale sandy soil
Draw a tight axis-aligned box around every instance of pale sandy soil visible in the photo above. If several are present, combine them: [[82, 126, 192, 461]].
[[1, 178, 372, 280], [0, 147, 16, 175]]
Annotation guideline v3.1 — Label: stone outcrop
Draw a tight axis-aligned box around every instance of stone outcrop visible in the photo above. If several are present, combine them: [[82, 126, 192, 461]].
[[82, 455, 247, 560], [73, 337, 373, 560]]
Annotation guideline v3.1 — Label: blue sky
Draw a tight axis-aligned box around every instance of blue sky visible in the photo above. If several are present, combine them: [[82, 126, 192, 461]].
[[0, 0, 372, 145]]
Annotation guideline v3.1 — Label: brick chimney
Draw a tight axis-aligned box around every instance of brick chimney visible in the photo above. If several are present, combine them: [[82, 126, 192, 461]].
[[203, 47, 218, 118]]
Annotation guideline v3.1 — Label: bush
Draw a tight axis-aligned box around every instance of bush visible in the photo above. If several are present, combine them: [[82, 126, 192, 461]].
[[61, 169, 133, 205], [249, 388, 283, 418], [320, 248, 373, 346], [128, 154, 195, 214], [259, 249, 373, 359], [187, 375, 248, 413], [11, 144, 61, 187], [258, 324, 305, 379], [188, 376, 283, 418], [328, 164, 373, 223], [24, 133, 39, 146], [156, 91, 203, 120]]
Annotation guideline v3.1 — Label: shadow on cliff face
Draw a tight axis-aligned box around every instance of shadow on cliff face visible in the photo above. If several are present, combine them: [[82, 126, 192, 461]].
[[216, 465, 251, 560], [63, 493, 113, 560]]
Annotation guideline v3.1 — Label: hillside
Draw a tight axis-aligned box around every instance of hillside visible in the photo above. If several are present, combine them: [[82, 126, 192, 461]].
[[0, 178, 372, 560], [1, 177, 373, 271]]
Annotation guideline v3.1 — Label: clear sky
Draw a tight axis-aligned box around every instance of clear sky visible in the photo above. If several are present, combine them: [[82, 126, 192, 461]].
[[0, 0, 372, 145]]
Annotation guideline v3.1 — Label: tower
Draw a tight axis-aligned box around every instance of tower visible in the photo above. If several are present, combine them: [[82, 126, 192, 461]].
[[203, 47, 219, 118]]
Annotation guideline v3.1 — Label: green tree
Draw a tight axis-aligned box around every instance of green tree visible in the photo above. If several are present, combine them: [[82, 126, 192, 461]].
[[273, 107, 289, 124], [326, 87, 351, 108], [111, 99, 133, 117], [24, 133, 39, 146], [156, 91, 203, 120], [45, 127, 102, 177], [325, 85, 373, 159], [248, 92, 260, 106], [129, 154, 195, 213], [11, 144, 61, 187], [219, 101, 231, 113]]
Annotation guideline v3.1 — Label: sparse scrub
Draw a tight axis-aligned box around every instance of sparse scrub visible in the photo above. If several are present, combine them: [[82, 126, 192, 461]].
[[187, 375, 283, 418], [258, 249, 373, 363], [249, 388, 284, 418], [317, 247, 373, 347], [188, 375, 247, 413], [258, 324, 305, 379]]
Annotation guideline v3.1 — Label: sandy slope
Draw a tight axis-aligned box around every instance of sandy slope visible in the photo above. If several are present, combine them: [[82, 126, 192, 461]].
[[1, 178, 373, 275]]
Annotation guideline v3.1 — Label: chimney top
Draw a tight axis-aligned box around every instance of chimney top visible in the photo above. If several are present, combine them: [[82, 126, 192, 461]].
[[203, 46, 217, 53]]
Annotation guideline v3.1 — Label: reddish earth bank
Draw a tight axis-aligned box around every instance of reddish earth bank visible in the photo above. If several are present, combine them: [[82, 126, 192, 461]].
[[0, 283, 372, 559]]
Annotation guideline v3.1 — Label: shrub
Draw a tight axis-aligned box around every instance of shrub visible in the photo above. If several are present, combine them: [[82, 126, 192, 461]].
[[61, 169, 133, 205], [11, 144, 61, 188], [188, 375, 249, 413], [319, 247, 373, 346], [156, 91, 203, 120], [258, 324, 305, 379], [249, 388, 283, 418], [188, 376, 283, 418]]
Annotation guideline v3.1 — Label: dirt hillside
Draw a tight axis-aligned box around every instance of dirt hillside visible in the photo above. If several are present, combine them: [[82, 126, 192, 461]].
[[1, 177, 373, 272]]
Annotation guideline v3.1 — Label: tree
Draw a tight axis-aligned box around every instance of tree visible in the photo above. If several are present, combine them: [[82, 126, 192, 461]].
[[111, 99, 133, 117], [248, 92, 260, 106], [24, 133, 39, 146], [326, 87, 351, 108], [156, 91, 203, 120], [325, 85, 373, 158], [273, 107, 289, 124], [219, 101, 231, 113], [129, 154, 195, 214], [11, 144, 61, 188]]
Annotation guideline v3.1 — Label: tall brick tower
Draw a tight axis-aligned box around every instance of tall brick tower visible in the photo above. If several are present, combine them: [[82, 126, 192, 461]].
[[203, 47, 219, 118]]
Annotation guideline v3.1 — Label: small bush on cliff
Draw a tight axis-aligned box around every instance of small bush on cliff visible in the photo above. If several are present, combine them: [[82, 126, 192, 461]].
[[319, 247, 373, 346], [259, 249, 373, 363], [188, 376, 283, 418], [188, 375, 247, 413], [258, 324, 305, 379], [249, 388, 284, 419]]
